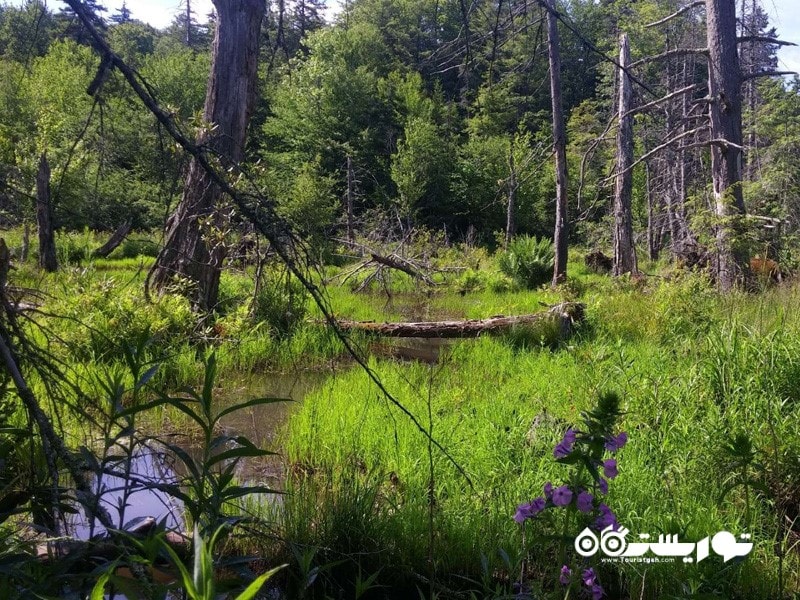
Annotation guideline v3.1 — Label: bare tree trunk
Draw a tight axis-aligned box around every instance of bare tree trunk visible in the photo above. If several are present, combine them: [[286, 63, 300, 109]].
[[706, 0, 749, 290], [92, 221, 132, 258], [546, 0, 568, 286], [346, 155, 355, 244], [35, 154, 58, 273], [150, 0, 265, 310], [185, 0, 192, 46], [613, 33, 638, 276], [21, 221, 30, 263], [645, 162, 661, 261], [504, 139, 517, 249]]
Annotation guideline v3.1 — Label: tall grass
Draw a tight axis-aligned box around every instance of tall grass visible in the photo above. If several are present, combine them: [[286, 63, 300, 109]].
[[278, 274, 800, 598]]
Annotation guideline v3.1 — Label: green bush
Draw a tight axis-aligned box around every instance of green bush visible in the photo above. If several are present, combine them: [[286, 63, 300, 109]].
[[250, 270, 309, 338], [497, 235, 554, 289], [113, 237, 160, 259]]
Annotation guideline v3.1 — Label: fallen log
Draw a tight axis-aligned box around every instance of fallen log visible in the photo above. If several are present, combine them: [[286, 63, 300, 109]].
[[369, 252, 435, 285], [338, 302, 585, 338]]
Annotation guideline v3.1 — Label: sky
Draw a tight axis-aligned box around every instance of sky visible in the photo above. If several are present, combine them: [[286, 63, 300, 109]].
[[18, 0, 800, 75]]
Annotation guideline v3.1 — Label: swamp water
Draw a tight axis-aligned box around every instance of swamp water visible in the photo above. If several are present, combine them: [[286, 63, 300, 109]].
[[70, 370, 329, 540]]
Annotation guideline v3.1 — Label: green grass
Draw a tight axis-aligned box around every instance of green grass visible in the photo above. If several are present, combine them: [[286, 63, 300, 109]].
[[3, 228, 799, 598], [275, 271, 800, 599]]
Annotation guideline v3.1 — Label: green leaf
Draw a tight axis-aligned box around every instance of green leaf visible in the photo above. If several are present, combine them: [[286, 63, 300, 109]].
[[207, 445, 276, 468], [90, 568, 112, 600], [214, 397, 290, 424], [135, 363, 161, 391], [233, 565, 287, 600]]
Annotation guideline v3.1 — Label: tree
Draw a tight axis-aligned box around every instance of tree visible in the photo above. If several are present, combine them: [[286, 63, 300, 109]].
[[110, 2, 133, 25], [150, 0, 266, 311], [612, 33, 638, 275], [706, 0, 749, 290], [58, 0, 107, 45], [545, 0, 569, 286]]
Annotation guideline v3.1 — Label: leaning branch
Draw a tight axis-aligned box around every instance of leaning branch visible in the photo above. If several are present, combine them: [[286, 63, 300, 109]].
[[737, 36, 797, 47], [630, 47, 708, 69], [621, 84, 701, 120], [645, 0, 704, 28], [601, 126, 709, 184], [62, 0, 474, 486], [741, 70, 799, 82]]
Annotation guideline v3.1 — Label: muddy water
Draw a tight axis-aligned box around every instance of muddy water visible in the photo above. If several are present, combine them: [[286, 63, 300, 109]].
[[187, 370, 330, 488]]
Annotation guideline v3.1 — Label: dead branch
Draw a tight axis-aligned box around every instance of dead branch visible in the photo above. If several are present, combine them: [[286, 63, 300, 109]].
[[645, 1, 705, 28], [91, 221, 132, 258], [622, 84, 701, 120], [63, 0, 474, 486], [601, 126, 709, 184], [630, 47, 708, 69], [741, 70, 799, 82], [737, 36, 797, 47]]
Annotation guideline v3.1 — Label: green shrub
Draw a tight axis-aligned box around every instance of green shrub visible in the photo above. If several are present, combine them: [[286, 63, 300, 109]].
[[113, 237, 160, 259], [497, 235, 554, 289], [250, 270, 309, 338]]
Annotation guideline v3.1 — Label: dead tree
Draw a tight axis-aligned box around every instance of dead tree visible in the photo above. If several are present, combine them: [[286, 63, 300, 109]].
[[613, 33, 638, 276], [504, 139, 518, 249], [544, 0, 569, 286], [706, 0, 749, 290], [35, 154, 58, 273], [149, 0, 265, 310], [92, 221, 132, 258], [346, 155, 355, 244]]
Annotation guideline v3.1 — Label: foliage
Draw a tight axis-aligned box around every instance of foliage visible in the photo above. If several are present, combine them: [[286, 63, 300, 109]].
[[497, 235, 555, 289], [250, 268, 310, 338]]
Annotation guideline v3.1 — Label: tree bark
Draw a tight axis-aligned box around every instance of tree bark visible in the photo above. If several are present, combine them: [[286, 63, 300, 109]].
[[35, 154, 58, 273], [706, 0, 749, 290], [337, 303, 585, 338], [613, 33, 638, 276], [91, 221, 132, 258], [150, 0, 265, 310], [504, 139, 517, 249], [546, 0, 569, 286], [346, 155, 355, 244]]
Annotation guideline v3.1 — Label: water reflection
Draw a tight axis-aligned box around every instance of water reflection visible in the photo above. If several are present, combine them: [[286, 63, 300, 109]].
[[69, 444, 184, 540]]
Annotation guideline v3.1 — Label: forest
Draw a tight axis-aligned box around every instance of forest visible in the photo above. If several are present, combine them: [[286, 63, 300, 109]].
[[0, 0, 799, 598]]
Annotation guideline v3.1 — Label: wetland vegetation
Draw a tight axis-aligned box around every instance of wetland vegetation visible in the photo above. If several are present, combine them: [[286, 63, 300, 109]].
[[0, 0, 799, 598]]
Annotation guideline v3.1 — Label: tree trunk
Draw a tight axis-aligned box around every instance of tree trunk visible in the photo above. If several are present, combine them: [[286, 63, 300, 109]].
[[35, 154, 58, 273], [337, 302, 585, 338], [91, 221, 132, 258], [546, 0, 569, 286], [346, 155, 355, 244], [504, 139, 517, 249], [706, 0, 749, 290], [150, 0, 265, 310], [613, 33, 638, 276], [21, 221, 30, 263]]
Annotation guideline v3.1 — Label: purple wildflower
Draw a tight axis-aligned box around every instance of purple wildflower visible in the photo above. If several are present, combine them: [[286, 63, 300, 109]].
[[597, 477, 609, 495], [576, 490, 594, 513], [544, 482, 553, 500], [603, 459, 618, 479], [559, 565, 571, 586], [604, 431, 628, 452], [594, 503, 618, 531], [552, 485, 573, 507], [553, 428, 577, 458], [582, 568, 604, 600], [590, 583, 605, 600], [513, 497, 546, 523]]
